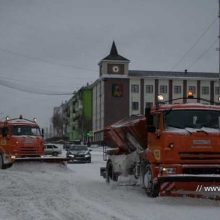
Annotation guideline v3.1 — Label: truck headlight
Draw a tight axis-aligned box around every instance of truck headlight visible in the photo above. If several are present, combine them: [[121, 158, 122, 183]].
[[161, 167, 176, 174]]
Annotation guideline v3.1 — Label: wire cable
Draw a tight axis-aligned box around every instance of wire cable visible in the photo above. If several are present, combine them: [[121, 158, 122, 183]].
[[0, 78, 74, 95], [0, 70, 95, 84], [187, 38, 218, 70], [0, 47, 97, 73], [170, 18, 218, 71]]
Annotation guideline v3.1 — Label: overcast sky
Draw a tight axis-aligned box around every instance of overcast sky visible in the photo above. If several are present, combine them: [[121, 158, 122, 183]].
[[0, 0, 218, 128]]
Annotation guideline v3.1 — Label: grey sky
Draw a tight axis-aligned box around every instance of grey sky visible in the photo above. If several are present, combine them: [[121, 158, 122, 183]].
[[0, 0, 218, 128]]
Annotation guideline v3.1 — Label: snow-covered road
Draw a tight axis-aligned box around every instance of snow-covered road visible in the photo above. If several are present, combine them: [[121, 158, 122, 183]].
[[0, 148, 220, 220]]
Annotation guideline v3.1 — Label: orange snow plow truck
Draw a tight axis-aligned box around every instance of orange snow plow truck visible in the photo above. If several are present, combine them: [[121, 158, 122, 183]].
[[100, 98, 220, 198], [0, 115, 67, 169]]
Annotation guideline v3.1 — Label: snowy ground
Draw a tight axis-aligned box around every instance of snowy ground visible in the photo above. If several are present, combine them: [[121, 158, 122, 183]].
[[0, 147, 220, 220]]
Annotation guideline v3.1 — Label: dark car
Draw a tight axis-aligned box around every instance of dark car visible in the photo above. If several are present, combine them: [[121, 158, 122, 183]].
[[66, 145, 91, 163]]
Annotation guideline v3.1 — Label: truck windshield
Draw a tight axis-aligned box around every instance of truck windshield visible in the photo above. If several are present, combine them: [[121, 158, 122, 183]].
[[12, 126, 41, 136], [164, 109, 220, 129]]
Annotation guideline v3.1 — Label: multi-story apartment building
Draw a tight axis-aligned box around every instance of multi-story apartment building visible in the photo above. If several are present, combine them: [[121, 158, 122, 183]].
[[67, 86, 92, 142]]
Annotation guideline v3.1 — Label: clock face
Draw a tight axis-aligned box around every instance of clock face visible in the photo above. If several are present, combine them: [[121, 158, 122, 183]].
[[107, 64, 124, 74], [112, 65, 120, 73]]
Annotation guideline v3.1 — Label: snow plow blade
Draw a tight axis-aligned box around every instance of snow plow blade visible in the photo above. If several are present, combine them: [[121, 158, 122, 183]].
[[14, 157, 69, 165], [158, 174, 220, 199]]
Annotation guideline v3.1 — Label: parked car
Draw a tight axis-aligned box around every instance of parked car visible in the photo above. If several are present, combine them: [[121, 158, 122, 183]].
[[44, 144, 62, 156], [66, 145, 91, 163]]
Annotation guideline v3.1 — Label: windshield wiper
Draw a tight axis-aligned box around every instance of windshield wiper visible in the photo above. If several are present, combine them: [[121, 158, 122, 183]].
[[196, 129, 208, 135], [167, 125, 192, 135], [184, 127, 193, 135]]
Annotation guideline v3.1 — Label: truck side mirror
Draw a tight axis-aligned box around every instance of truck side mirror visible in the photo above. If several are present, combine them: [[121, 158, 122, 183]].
[[147, 114, 156, 133], [2, 127, 8, 137], [145, 107, 151, 118], [145, 107, 157, 133]]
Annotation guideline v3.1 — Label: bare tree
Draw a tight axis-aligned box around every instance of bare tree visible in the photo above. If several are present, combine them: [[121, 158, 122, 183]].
[[52, 112, 63, 137]]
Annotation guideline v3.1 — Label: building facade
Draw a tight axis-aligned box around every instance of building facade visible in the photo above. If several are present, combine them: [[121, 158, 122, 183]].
[[67, 86, 93, 142]]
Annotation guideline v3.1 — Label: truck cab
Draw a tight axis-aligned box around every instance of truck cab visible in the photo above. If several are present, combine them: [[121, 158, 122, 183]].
[[0, 116, 44, 163], [144, 103, 220, 196]]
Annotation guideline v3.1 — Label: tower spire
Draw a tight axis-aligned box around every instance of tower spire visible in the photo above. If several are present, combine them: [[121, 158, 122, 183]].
[[110, 41, 118, 56]]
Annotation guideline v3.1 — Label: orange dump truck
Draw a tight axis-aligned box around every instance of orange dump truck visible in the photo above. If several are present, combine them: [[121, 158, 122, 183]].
[[0, 116, 44, 167], [0, 115, 67, 167], [100, 99, 220, 198]]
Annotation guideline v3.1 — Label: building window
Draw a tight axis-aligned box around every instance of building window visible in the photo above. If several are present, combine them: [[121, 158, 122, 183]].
[[188, 86, 196, 94], [112, 84, 123, 97], [215, 87, 220, 95], [132, 102, 139, 111], [146, 85, 153, 93], [174, 85, 181, 94], [160, 85, 167, 94], [131, 84, 139, 93], [202, 86, 209, 95]]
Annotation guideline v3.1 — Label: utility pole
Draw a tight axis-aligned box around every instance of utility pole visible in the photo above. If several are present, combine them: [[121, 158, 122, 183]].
[[219, 0, 220, 92], [218, 0, 220, 101]]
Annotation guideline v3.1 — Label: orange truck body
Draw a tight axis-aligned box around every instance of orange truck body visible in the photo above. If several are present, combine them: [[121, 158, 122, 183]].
[[101, 102, 220, 198], [0, 116, 44, 164]]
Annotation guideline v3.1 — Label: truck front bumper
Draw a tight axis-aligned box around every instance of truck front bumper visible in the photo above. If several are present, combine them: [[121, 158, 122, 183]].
[[158, 174, 220, 184]]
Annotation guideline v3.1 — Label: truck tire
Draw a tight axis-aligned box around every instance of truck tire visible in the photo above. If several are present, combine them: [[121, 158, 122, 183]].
[[6, 163, 13, 169], [0, 154, 7, 169], [143, 165, 160, 197], [0, 154, 3, 169], [106, 160, 118, 183]]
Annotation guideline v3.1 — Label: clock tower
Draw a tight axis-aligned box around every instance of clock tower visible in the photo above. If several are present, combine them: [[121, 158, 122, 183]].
[[98, 41, 130, 77], [93, 41, 130, 142]]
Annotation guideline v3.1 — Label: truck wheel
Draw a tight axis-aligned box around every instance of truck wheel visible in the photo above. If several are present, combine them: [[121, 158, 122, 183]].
[[0, 154, 3, 169], [106, 161, 118, 183], [6, 163, 13, 169], [143, 165, 159, 197], [0, 154, 6, 169]]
